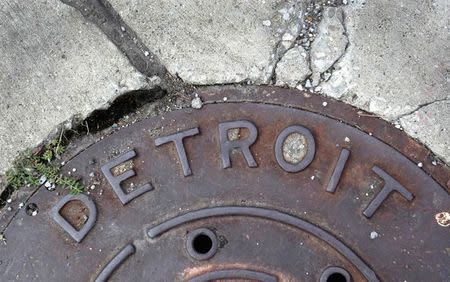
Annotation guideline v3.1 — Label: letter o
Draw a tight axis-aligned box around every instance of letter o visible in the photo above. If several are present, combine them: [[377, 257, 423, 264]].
[[275, 125, 315, 172]]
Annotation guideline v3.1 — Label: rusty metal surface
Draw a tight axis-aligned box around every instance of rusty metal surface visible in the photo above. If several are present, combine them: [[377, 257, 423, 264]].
[[0, 86, 449, 281]]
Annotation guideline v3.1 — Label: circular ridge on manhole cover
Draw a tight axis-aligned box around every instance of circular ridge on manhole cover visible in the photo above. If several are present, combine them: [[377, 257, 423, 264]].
[[0, 86, 449, 281]]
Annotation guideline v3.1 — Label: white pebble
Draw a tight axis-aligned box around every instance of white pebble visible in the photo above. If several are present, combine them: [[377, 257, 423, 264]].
[[370, 231, 379, 239], [72, 168, 77, 172], [282, 33, 294, 41], [191, 97, 203, 109], [90, 185, 96, 190], [417, 162, 423, 168], [322, 101, 328, 107], [305, 79, 312, 88], [48, 184, 56, 191], [223, 97, 228, 101], [432, 160, 437, 166], [344, 137, 351, 143], [6, 198, 12, 203], [262, 20, 271, 27], [144, 51, 149, 56], [323, 72, 332, 81], [310, 175, 315, 180], [18, 202, 24, 209]]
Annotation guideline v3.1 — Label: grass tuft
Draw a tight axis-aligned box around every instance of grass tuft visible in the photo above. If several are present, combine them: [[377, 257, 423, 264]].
[[5, 138, 84, 194]]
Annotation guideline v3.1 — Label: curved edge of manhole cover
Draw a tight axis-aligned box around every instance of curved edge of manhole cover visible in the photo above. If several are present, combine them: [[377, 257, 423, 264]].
[[0, 86, 449, 282]]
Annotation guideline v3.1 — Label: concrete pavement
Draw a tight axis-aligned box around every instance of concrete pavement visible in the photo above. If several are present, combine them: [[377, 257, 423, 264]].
[[1, 0, 449, 180]]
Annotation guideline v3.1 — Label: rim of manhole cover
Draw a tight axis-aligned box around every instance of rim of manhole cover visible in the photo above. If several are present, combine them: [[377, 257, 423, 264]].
[[0, 86, 449, 281]]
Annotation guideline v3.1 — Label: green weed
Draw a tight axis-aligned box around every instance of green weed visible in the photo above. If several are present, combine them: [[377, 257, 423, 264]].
[[5, 139, 84, 194]]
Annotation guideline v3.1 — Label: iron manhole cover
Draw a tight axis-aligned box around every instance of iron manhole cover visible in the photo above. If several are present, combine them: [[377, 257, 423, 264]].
[[1, 86, 449, 281]]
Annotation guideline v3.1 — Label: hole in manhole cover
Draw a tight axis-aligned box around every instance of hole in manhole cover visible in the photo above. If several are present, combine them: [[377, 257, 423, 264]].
[[1, 86, 449, 282], [25, 203, 39, 217]]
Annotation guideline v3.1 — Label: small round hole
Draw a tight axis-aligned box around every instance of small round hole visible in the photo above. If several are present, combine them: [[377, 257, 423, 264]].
[[25, 203, 39, 216], [192, 234, 213, 254], [320, 267, 351, 282], [186, 228, 218, 260], [327, 272, 347, 282]]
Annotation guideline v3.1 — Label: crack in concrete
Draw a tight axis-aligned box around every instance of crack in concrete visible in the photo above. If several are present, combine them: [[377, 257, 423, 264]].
[[395, 97, 450, 121], [61, 0, 166, 78], [269, 1, 313, 84], [268, 3, 305, 84], [59, 0, 195, 99], [1, 0, 195, 197], [271, 1, 348, 89], [315, 7, 350, 87]]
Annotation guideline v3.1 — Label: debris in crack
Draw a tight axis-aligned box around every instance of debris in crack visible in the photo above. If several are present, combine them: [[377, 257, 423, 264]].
[[297, 0, 345, 51], [270, 0, 346, 86], [297, 1, 324, 51], [267, 1, 305, 83], [310, 7, 348, 86], [275, 46, 311, 87]]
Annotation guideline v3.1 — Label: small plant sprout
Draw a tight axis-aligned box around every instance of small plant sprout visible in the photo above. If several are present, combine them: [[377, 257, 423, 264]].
[[5, 135, 84, 194]]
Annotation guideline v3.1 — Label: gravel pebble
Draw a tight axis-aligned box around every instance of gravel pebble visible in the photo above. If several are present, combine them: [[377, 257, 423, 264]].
[[262, 20, 271, 27], [191, 97, 203, 109], [370, 231, 379, 239]]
